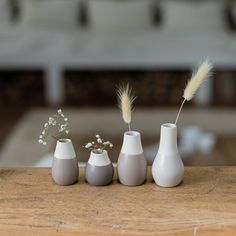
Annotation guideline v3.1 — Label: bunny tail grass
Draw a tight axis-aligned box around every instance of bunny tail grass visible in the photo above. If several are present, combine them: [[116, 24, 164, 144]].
[[183, 60, 212, 101], [175, 60, 212, 125], [117, 84, 136, 131]]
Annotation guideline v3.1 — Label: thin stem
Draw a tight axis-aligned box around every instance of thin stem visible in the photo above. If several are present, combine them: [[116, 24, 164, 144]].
[[128, 123, 131, 131], [51, 135, 58, 140], [175, 99, 186, 125]]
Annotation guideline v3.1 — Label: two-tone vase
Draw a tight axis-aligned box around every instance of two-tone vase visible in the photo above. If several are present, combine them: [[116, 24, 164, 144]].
[[152, 123, 184, 187], [52, 139, 78, 186], [85, 150, 114, 186], [118, 131, 147, 186]]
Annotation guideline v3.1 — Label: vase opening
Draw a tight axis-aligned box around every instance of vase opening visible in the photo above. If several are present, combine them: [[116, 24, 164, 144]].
[[125, 131, 140, 137], [92, 149, 104, 155], [163, 123, 176, 129], [58, 138, 71, 143]]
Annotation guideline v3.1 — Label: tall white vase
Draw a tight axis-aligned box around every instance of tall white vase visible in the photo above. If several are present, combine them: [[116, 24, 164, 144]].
[[152, 123, 184, 187]]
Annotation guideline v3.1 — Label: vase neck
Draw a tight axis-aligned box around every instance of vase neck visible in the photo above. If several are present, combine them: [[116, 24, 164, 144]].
[[121, 131, 143, 155], [158, 123, 178, 155], [54, 139, 76, 159], [88, 150, 111, 166]]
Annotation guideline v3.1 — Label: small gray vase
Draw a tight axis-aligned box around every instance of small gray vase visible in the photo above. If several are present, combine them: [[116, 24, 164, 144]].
[[52, 139, 78, 186], [85, 150, 114, 186], [117, 131, 147, 186]]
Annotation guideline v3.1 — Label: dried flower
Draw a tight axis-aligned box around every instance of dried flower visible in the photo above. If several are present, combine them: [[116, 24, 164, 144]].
[[117, 84, 136, 131], [174, 60, 212, 125], [38, 109, 70, 146], [83, 134, 113, 152], [85, 143, 93, 148]]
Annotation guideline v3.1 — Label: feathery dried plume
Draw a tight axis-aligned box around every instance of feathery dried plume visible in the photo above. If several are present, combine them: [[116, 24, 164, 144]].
[[175, 60, 212, 125], [117, 84, 136, 131], [183, 60, 212, 101]]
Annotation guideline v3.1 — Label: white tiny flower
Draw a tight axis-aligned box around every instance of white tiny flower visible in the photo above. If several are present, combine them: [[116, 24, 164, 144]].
[[92, 141, 95, 144], [85, 143, 93, 148], [61, 113, 65, 117], [95, 134, 100, 138], [43, 142, 47, 145], [44, 123, 48, 128], [110, 144, 113, 148], [97, 138, 102, 143], [58, 109, 62, 114], [65, 130, 69, 134], [38, 139, 43, 143], [39, 135, 43, 139], [59, 124, 66, 132], [64, 118, 68, 121], [48, 117, 54, 124], [42, 130, 46, 135]]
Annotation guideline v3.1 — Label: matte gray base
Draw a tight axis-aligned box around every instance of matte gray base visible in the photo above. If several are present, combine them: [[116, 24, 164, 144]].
[[52, 157, 78, 186], [85, 163, 114, 186], [117, 152, 147, 186]]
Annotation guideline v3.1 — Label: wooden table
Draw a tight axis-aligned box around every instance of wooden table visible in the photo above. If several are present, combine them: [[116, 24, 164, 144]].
[[0, 167, 236, 236]]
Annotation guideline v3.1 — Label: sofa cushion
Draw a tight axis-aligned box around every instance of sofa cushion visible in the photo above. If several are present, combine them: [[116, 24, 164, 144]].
[[19, 0, 80, 30], [163, 1, 224, 32], [87, 0, 152, 32], [0, 0, 11, 25]]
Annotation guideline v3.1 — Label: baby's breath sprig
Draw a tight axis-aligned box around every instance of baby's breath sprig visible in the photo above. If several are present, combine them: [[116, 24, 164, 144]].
[[38, 109, 70, 145], [83, 134, 113, 153]]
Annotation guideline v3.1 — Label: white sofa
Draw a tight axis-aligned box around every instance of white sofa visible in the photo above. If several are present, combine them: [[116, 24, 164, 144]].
[[0, 0, 235, 105]]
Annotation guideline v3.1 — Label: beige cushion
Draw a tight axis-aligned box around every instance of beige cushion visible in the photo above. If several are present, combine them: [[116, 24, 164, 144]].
[[0, 0, 10, 24], [87, 0, 152, 32], [19, 0, 80, 30], [163, 1, 224, 31]]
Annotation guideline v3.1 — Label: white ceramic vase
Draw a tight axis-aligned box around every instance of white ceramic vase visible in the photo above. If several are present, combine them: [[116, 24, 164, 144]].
[[52, 139, 78, 186], [152, 123, 184, 187], [117, 131, 147, 186], [85, 150, 114, 186]]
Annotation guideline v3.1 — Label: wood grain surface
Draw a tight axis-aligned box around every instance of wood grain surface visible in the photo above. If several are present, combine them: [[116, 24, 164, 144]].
[[0, 167, 236, 236]]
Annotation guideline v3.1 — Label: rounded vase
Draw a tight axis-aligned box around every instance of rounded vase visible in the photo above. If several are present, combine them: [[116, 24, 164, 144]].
[[85, 150, 114, 186], [52, 139, 78, 186], [117, 131, 147, 186], [152, 123, 184, 187]]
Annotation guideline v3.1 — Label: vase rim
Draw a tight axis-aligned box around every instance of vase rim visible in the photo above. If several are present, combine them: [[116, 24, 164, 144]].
[[124, 130, 140, 137], [91, 149, 107, 155], [162, 123, 177, 129], [58, 138, 71, 143]]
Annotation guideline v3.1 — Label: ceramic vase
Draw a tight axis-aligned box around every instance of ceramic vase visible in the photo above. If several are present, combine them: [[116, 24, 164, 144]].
[[52, 139, 78, 186], [152, 123, 184, 187], [117, 131, 147, 186], [85, 150, 114, 186]]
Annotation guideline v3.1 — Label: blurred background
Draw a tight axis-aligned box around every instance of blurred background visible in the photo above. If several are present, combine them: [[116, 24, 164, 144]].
[[0, 0, 235, 167]]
